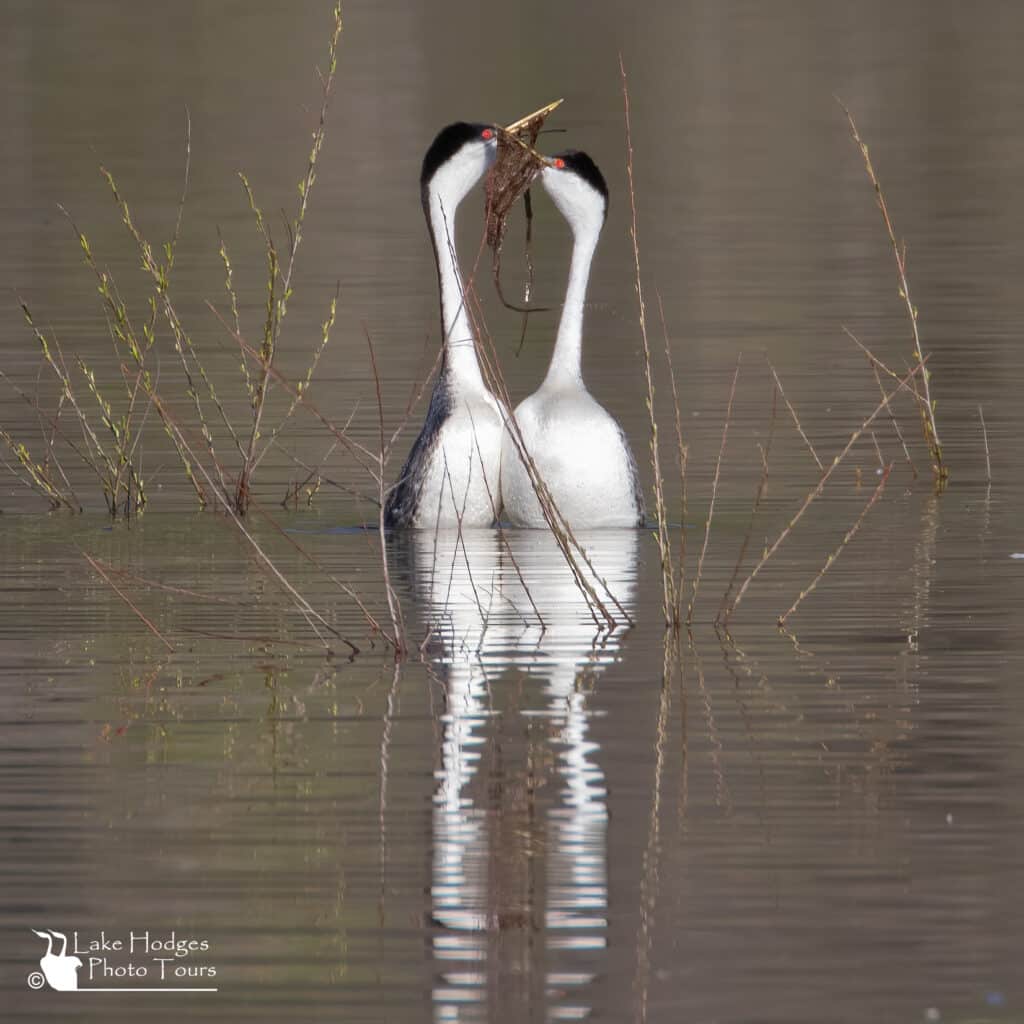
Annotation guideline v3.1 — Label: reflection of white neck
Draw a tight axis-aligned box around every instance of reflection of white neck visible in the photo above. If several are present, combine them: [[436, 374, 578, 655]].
[[427, 188, 487, 395], [545, 665, 608, 945], [543, 215, 601, 389]]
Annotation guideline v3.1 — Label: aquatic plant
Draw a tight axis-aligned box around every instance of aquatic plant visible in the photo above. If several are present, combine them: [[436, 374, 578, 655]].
[[620, 55, 683, 630], [840, 101, 947, 487], [3, 4, 346, 521]]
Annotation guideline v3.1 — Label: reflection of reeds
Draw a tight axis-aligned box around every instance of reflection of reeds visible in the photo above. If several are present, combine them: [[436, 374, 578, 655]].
[[839, 100, 946, 486], [634, 634, 678, 1021]]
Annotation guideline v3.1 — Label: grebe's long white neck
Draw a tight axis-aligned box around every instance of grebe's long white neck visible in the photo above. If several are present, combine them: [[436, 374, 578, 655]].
[[419, 123, 497, 397], [538, 152, 608, 390], [425, 189, 488, 393], [543, 217, 600, 388], [500, 149, 644, 530], [383, 123, 505, 530]]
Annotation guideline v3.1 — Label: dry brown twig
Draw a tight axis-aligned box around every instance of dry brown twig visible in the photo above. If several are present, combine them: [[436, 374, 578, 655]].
[[978, 404, 992, 483], [89, 559, 237, 605], [873, 362, 916, 477], [655, 290, 688, 624], [717, 381, 777, 625], [234, 4, 344, 514], [778, 461, 894, 626], [365, 324, 406, 655], [457, 212, 631, 630], [723, 356, 928, 622], [466, 418, 546, 630], [244, 496, 373, 656], [473, 303, 626, 630], [765, 357, 822, 471], [79, 547, 174, 652], [869, 430, 885, 469], [842, 324, 918, 477], [839, 99, 946, 485], [142, 386, 341, 648], [620, 54, 677, 628], [688, 353, 741, 626], [207, 302, 379, 477]]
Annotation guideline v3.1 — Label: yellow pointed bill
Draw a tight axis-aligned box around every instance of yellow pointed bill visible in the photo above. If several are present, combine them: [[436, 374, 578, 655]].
[[503, 99, 563, 135]]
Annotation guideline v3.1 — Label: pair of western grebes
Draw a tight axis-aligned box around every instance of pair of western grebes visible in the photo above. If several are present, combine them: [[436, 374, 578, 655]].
[[384, 118, 645, 532]]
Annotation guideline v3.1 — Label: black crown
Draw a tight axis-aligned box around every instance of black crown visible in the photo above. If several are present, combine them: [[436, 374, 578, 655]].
[[552, 150, 609, 205], [421, 122, 489, 186]]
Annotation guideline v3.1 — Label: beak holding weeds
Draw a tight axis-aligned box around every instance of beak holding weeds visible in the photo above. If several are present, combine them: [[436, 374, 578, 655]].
[[484, 98, 565, 314]]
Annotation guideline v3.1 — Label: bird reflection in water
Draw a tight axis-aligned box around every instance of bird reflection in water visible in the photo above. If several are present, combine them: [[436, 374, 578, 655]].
[[405, 528, 638, 1021]]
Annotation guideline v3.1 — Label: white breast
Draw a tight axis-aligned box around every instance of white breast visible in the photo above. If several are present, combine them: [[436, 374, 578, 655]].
[[500, 385, 643, 529], [412, 393, 505, 528]]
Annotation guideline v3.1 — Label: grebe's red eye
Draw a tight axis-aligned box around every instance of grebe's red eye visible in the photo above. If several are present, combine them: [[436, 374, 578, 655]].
[[554, 158, 566, 169], [481, 128, 493, 140]]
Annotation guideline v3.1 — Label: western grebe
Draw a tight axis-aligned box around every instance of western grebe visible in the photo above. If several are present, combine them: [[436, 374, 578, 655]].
[[384, 123, 505, 529], [500, 150, 644, 529]]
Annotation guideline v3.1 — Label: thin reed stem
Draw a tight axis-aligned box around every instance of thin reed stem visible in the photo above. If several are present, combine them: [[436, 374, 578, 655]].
[[79, 547, 174, 652], [766, 357, 822, 470], [463, 222, 630, 629], [620, 54, 675, 626], [145, 388, 339, 647], [688, 353, 741, 625], [839, 100, 946, 485], [207, 302, 378, 477], [978, 404, 992, 483], [247, 495, 389, 650], [236, 4, 344, 514], [724, 356, 927, 621], [778, 462, 894, 625], [365, 325, 406, 655], [842, 325, 918, 477], [717, 381, 776, 624], [656, 290, 688, 625]]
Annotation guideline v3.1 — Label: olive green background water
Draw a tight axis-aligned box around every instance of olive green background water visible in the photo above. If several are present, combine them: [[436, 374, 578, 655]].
[[2, 1, 1023, 1021]]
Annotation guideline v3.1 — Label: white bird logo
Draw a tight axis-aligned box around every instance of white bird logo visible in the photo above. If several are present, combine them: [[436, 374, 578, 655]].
[[29, 929, 82, 991]]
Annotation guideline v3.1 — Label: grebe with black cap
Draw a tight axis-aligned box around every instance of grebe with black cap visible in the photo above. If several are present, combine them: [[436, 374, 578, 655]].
[[500, 150, 645, 529], [384, 122, 505, 529]]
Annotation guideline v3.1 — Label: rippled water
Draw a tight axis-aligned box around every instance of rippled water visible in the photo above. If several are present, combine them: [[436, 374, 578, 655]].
[[3, 2, 1024, 1021]]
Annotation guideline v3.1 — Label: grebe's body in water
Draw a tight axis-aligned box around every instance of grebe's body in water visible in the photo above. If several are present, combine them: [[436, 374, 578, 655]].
[[384, 123, 504, 529], [500, 151, 644, 529]]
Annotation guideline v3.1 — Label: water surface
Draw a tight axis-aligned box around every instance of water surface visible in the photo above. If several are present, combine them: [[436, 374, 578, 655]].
[[2, 2, 1023, 1021]]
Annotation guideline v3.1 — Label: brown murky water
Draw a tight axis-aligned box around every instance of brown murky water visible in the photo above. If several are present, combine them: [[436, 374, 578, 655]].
[[3, 2, 1024, 1021]]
